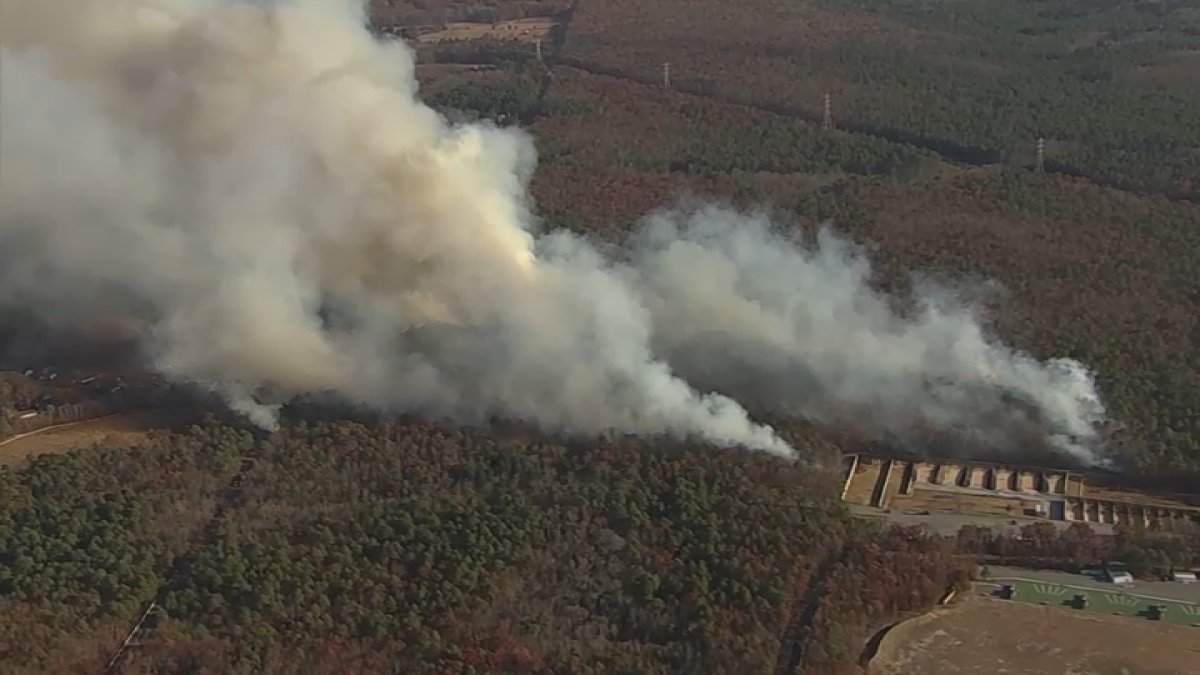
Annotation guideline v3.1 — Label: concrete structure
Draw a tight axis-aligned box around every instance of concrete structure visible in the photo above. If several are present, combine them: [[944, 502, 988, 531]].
[[840, 454, 859, 501], [842, 454, 1200, 530]]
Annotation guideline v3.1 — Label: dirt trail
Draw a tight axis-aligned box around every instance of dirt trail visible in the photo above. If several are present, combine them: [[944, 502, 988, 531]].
[[0, 418, 101, 448]]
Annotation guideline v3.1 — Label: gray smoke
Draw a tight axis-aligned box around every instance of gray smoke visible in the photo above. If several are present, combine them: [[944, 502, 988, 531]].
[[0, 0, 1108, 463]]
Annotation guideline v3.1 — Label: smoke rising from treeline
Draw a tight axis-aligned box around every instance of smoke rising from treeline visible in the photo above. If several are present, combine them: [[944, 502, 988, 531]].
[[0, 0, 1108, 464]]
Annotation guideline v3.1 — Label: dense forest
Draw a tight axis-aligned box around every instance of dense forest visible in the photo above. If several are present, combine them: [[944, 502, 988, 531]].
[[566, 0, 1200, 199], [3, 421, 978, 674], [7, 423, 1189, 672], [0, 423, 251, 673]]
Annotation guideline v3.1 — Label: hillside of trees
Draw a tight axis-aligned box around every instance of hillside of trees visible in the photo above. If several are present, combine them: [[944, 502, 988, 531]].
[[5, 420, 1195, 673], [2, 421, 979, 674], [0, 423, 251, 673]]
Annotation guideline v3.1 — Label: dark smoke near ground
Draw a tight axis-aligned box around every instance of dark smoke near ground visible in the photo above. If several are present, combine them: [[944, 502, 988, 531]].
[[0, 0, 1110, 465]]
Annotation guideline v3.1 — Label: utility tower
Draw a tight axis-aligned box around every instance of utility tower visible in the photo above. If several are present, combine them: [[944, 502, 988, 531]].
[[662, 62, 671, 89], [821, 92, 833, 131], [1035, 137, 1045, 172]]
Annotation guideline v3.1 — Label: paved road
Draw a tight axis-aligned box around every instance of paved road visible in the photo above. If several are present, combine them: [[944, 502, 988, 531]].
[[847, 504, 1115, 536], [986, 565, 1200, 604]]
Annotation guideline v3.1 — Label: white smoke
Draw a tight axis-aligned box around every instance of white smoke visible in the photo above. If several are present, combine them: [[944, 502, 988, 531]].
[[0, 0, 1109, 464], [627, 210, 1108, 463]]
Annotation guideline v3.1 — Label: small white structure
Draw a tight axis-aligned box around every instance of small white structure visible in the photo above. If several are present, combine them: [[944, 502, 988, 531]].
[[1107, 570, 1133, 584], [1169, 571, 1197, 583]]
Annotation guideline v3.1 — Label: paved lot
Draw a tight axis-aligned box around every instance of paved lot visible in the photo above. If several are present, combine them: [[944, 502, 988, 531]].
[[987, 566, 1200, 604], [983, 566, 1200, 627], [847, 504, 1115, 536]]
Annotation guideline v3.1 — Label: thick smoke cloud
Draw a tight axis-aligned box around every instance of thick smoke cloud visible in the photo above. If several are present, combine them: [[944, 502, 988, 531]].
[[629, 212, 1107, 461], [0, 0, 1108, 463]]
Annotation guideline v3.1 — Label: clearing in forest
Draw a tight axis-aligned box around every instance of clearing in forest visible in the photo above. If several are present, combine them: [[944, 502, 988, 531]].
[[414, 17, 557, 44], [0, 409, 196, 469]]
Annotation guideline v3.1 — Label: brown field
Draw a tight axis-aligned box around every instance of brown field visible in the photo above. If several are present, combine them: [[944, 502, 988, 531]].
[[3, 616, 130, 675], [415, 17, 557, 44], [1123, 51, 1200, 94], [415, 63, 499, 78], [890, 488, 1037, 518], [871, 595, 1200, 675], [844, 461, 884, 505], [0, 409, 196, 469], [1083, 485, 1200, 511]]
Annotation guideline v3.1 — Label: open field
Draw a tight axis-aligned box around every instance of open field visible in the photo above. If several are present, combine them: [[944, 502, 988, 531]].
[[0, 409, 196, 469], [843, 460, 884, 505], [415, 63, 499, 78], [891, 488, 1040, 518], [871, 595, 1200, 675], [414, 18, 557, 44], [1085, 485, 1200, 511]]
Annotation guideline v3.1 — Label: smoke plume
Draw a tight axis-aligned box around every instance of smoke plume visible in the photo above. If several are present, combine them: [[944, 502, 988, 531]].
[[0, 0, 1108, 464]]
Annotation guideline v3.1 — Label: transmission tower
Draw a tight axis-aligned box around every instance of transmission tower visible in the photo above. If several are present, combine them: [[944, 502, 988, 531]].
[[662, 62, 671, 89], [1035, 137, 1045, 172], [821, 92, 833, 131]]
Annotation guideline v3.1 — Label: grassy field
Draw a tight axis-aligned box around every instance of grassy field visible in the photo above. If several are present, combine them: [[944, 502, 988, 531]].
[[871, 595, 1200, 675]]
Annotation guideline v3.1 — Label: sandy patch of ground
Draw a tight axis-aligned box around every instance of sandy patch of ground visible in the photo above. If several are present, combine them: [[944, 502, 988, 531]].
[[871, 594, 1200, 675], [415, 17, 557, 44], [0, 409, 196, 469], [1084, 484, 1200, 511]]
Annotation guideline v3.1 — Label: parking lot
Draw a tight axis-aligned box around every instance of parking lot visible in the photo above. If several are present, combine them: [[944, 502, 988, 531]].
[[986, 566, 1200, 603], [847, 504, 1116, 536], [982, 566, 1200, 627]]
